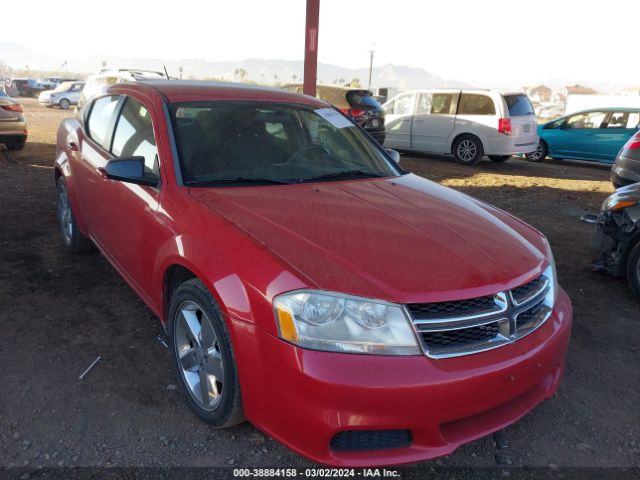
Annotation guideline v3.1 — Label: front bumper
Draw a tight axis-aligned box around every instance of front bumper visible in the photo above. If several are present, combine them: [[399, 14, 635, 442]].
[[229, 288, 572, 467], [591, 207, 640, 276]]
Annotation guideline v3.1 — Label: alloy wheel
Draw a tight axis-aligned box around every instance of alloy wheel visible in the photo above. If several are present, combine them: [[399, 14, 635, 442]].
[[57, 182, 73, 244], [174, 300, 225, 411], [457, 139, 477, 162], [528, 143, 544, 161]]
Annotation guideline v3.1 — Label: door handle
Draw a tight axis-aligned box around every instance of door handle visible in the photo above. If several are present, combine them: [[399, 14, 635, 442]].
[[68, 141, 79, 151], [96, 167, 108, 180]]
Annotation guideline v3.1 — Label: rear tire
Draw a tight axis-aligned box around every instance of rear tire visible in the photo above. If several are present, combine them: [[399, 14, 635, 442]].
[[626, 241, 640, 299], [453, 135, 483, 165], [489, 155, 511, 162], [526, 140, 548, 162], [56, 177, 94, 253], [5, 140, 25, 151], [59, 98, 71, 110]]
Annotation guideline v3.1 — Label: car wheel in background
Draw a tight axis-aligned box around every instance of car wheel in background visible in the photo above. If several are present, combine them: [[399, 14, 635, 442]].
[[489, 155, 512, 162], [56, 177, 94, 253], [5, 140, 26, 151], [59, 98, 71, 110], [168, 278, 245, 428], [526, 140, 548, 162], [626, 241, 640, 299], [453, 135, 483, 165]]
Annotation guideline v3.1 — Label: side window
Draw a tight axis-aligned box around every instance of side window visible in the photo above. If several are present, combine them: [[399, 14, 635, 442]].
[[431, 93, 454, 115], [458, 94, 496, 115], [112, 98, 159, 180], [566, 111, 607, 129], [416, 93, 432, 115], [87, 95, 119, 149], [607, 112, 629, 129], [393, 95, 414, 115], [627, 112, 640, 129], [71, 83, 83, 92]]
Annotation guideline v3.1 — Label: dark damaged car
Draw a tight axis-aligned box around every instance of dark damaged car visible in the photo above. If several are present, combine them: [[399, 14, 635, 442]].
[[588, 183, 640, 298]]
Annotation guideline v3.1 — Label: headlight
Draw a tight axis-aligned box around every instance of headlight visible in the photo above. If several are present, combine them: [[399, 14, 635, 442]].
[[602, 193, 638, 212], [543, 239, 558, 307], [273, 291, 420, 355]]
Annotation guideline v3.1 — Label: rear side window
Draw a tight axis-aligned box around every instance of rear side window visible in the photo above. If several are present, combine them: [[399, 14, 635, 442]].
[[346, 91, 381, 110], [505, 94, 535, 116], [431, 93, 454, 115], [87, 95, 119, 149], [458, 94, 495, 115], [112, 98, 159, 180]]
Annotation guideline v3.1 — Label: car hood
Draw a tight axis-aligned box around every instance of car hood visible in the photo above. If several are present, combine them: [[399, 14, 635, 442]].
[[189, 174, 548, 303]]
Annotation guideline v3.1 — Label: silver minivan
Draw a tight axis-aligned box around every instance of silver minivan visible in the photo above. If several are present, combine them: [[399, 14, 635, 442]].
[[383, 89, 538, 165]]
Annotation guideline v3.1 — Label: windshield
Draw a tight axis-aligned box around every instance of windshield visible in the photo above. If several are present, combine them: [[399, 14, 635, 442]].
[[169, 101, 401, 186], [505, 94, 535, 116], [53, 82, 73, 92]]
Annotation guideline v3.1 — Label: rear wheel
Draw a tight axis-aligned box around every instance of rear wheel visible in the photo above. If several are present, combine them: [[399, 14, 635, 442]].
[[59, 98, 71, 110], [489, 155, 511, 162], [453, 135, 483, 165], [168, 278, 244, 427], [56, 177, 94, 253], [526, 140, 548, 162], [5, 140, 25, 151], [627, 241, 640, 299]]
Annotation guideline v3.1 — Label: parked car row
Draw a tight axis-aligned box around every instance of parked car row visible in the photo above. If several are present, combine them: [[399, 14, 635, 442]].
[[54, 80, 572, 467], [3, 77, 81, 98]]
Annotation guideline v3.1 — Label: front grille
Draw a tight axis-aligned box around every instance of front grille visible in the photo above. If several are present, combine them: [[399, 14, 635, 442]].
[[408, 275, 551, 358], [421, 322, 500, 351], [330, 430, 411, 452], [407, 295, 498, 319]]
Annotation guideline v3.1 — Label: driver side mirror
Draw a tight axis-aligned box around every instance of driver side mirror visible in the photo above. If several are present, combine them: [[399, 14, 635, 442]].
[[104, 157, 159, 187], [385, 148, 401, 164]]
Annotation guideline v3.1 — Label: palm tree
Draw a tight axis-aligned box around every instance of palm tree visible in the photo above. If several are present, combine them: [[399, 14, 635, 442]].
[[179, 66, 183, 80]]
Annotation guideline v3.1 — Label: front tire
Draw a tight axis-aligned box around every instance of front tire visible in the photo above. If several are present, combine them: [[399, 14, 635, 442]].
[[526, 140, 548, 162], [453, 135, 483, 165], [5, 140, 25, 151], [489, 155, 511, 162], [59, 98, 71, 110], [168, 278, 244, 427], [626, 241, 640, 299], [56, 177, 94, 253]]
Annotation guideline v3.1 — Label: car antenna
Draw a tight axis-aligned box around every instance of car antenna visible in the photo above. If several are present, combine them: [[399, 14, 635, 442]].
[[163, 65, 170, 80]]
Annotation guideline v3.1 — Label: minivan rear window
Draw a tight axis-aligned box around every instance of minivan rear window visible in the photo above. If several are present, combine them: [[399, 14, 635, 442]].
[[505, 94, 535, 116], [346, 90, 381, 111]]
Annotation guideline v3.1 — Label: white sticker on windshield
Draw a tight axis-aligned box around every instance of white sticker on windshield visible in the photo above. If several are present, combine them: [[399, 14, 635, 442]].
[[315, 108, 354, 129]]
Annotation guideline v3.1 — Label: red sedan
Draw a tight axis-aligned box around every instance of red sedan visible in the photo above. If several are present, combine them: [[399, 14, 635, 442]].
[[54, 80, 572, 467]]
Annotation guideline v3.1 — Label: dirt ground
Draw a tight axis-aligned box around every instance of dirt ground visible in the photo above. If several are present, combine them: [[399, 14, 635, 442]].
[[1, 99, 639, 473]]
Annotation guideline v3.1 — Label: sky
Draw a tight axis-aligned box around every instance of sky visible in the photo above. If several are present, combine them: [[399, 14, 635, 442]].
[[2, 0, 639, 85]]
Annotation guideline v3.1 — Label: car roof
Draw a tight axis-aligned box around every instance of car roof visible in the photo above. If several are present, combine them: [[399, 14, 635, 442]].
[[567, 107, 640, 114], [109, 80, 329, 107]]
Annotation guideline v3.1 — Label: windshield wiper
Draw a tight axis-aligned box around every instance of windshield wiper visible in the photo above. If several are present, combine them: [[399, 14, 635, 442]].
[[293, 170, 385, 183], [186, 177, 292, 187]]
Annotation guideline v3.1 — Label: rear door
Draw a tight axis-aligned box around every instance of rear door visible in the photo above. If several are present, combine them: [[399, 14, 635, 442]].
[[503, 94, 538, 147], [411, 91, 458, 153], [593, 111, 640, 163], [383, 93, 415, 149]]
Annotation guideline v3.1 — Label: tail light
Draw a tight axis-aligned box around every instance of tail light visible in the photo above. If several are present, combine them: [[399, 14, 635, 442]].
[[498, 118, 512, 135], [348, 108, 366, 119], [1, 104, 23, 113], [628, 132, 640, 149]]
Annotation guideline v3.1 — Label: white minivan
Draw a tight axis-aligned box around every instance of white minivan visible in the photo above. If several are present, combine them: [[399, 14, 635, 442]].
[[383, 89, 538, 165]]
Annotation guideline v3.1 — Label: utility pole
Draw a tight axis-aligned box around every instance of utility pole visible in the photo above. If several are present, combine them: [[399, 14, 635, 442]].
[[367, 47, 374, 89], [303, 0, 320, 96]]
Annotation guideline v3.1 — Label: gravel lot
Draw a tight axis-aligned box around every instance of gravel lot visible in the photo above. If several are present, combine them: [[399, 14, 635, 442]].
[[1, 99, 639, 475]]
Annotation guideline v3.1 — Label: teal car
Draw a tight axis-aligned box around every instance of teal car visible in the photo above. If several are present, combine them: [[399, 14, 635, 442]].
[[526, 108, 640, 164]]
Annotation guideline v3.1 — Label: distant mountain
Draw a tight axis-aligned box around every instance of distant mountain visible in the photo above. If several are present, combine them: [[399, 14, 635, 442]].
[[0, 42, 467, 90]]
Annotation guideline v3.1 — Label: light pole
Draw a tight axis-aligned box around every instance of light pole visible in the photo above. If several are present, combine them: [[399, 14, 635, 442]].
[[368, 48, 374, 90]]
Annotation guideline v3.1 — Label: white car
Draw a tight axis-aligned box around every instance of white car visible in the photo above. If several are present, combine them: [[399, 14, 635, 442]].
[[77, 69, 166, 110], [38, 81, 85, 110], [383, 89, 539, 164]]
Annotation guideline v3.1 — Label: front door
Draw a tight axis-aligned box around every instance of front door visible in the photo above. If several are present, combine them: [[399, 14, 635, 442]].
[[383, 93, 415, 150], [555, 110, 608, 159]]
